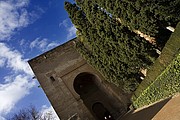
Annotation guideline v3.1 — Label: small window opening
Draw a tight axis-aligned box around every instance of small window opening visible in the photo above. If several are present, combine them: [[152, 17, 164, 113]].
[[50, 76, 55, 82]]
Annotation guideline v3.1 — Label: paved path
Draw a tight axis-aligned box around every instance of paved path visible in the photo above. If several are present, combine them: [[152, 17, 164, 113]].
[[121, 95, 180, 120], [153, 95, 180, 120]]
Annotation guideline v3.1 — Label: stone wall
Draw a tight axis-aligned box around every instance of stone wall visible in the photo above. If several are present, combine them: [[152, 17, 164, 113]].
[[28, 39, 130, 120]]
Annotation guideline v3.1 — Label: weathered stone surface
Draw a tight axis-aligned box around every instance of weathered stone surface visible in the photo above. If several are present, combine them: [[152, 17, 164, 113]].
[[28, 39, 129, 120]]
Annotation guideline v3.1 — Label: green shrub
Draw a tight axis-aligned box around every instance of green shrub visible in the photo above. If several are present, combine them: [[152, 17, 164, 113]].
[[133, 22, 180, 99], [132, 53, 180, 108]]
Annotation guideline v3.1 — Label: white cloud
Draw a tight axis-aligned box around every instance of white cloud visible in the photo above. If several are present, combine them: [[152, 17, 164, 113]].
[[30, 38, 48, 49], [59, 19, 77, 40], [30, 38, 59, 52], [0, 0, 30, 40], [0, 116, 6, 120], [0, 0, 43, 41], [14, 0, 29, 8], [59, 19, 68, 28], [3, 76, 14, 83], [19, 39, 25, 46], [67, 25, 77, 40], [0, 43, 33, 75], [0, 42, 35, 118], [40, 105, 60, 120], [0, 58, 6, 67], [47, 42, 59, 49], [19, 39, 31, 54], [0, 75, 35, 116]]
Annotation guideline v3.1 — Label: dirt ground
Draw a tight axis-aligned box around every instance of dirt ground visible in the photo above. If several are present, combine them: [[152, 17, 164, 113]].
[[120, 95, 180, 120]]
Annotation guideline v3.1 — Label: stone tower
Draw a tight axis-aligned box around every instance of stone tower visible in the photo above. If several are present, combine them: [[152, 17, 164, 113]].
[[28, 38, 130, 120]]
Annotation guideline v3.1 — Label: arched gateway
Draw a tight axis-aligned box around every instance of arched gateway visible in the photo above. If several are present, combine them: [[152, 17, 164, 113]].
[[74, 72, 116, 119], [28, 39, 130, 120]]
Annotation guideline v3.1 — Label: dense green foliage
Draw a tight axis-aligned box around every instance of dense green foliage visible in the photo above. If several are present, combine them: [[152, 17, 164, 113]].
[[132, 52, 180, 108], [133, 22, 180, 99], [65, 1, 156, 92], [65, 0, 180, 93], [88, 0, 180, 45]]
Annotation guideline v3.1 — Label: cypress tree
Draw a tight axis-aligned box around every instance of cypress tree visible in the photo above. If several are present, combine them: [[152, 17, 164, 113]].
[[65, 1, 156, 92], [137, 0, 180, 27], [76, 0, 155, 67], [87, 0, 179, 45]]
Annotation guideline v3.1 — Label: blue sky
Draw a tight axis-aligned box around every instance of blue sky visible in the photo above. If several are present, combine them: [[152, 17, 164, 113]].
[[0, 0, 76, 119]]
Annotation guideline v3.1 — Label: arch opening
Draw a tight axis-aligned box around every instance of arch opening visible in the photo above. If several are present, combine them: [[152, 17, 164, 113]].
[[92, 102, 114, 120], [73, 73, 116, 120], [73, 73, 98, 99]]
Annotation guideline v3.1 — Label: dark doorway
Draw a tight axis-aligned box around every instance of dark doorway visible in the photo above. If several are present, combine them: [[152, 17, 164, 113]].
[[73, 73, 98, 100], [92, 102, 115, 120], [73, 73, 118, 120]]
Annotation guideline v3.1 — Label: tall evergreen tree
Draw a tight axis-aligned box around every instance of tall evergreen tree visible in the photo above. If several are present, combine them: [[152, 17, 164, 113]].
[[134, 0, 180, 46], [136, 0, 180, 27], [80, 2, 156, 62], [87, 0, 179, 45], [65, 1, 156, 92]]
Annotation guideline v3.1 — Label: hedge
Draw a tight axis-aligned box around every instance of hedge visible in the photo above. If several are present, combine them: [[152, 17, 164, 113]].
[[132, 53, 180, 108], [133, 22, 180, 100]]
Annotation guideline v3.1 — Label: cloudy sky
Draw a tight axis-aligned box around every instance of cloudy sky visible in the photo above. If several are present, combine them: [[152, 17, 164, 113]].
[[0, 0, 76, 119]]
